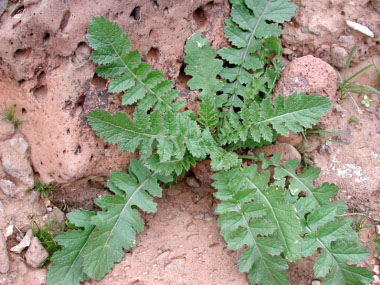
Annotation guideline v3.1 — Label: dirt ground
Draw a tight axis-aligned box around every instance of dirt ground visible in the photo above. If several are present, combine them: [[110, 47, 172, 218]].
[[1, 0, 380, 284]]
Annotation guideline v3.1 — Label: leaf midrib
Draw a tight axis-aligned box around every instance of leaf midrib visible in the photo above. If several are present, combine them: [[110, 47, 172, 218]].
[[230, 0, 270, 104], [99, 24, 172, 110]]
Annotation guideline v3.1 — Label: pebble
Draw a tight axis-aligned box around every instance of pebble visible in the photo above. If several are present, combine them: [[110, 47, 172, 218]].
[[25, 237, 49, 268], [186, 176, 200, 188], [331, 45, 348, 69], [0, 231, 9, 273], [10, 229, 33, 254], [311, 281, 321, 285], [376, 225, 380, 235]]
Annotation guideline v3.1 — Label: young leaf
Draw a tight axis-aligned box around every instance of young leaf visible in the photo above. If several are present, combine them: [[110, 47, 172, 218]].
[[184, 33, 224, 129], [87, 108, 210, 161], [82, 159, 162, 280], [210, 147, 241, 171], [47, 210, 96, 285], [218, 0, 296, 106], [87, 17, 184, 112]]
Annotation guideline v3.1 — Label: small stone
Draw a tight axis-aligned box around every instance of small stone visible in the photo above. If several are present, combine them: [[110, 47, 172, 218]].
[[191, 160, 214, 185], [376, 225, 380, 235], [25, 237, 49, 268], [0, 231, 9, 273], [374, 265, 380, 275], [10, 229, 33, 254], [0, 179, 15, 197], [331, 45, 348, 69], [186, 176, 200, 188], [311, 281, 321, 285], [9, 134, 29, 154], [0, 120, 15, 141]]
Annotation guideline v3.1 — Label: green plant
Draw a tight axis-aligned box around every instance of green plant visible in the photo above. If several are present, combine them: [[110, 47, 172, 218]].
[[337, 44, 380, 109], [348, 116, 358, 124], [27, 181, 57, 199], [1, 104, 24, 126], [372, 236, 380, 259], [46, 1, 373, 284], [31, 216, 64, 265]]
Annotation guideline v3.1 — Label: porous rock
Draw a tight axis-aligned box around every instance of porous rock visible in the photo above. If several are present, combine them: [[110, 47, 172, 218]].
[[25, 237, 49, 268], [0, 231, 9, 273], [0, 0, 230, 184], [274, 55, 337, 101], [0, 120, 15, 141]]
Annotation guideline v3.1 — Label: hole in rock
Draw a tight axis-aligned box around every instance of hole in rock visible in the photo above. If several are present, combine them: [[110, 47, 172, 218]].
[[22, 108, 27, 115], [74, 145, 82, 155], [130, 6, 141, 21], [14, 48, 32, 61], [37, 71, 46, 85], [91, 74, 107, 90], [60, 10, 71, 31], [73, 95, 85, 116], [151, 0, 159, 9], [104, 145, 109, 151], [72, 42, 91, 65], [177, 63, 191, 89], [193, 5, 208, 27], [18, 79, 25, 86], [147, 47, 159, 63], [43, 32, 50, 43], [66, 128, 70, 135], [90, 155, 94, 162], [33, 85, 48, 101], [11, 5, 24, 17]]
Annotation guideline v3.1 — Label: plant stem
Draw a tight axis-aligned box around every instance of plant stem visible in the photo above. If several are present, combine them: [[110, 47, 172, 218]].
[[238, 155, 258, 161], [337, 213, 380, 223]]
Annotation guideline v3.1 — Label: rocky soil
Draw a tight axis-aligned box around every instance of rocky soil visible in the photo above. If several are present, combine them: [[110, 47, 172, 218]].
[[0, 0, 380, 284]]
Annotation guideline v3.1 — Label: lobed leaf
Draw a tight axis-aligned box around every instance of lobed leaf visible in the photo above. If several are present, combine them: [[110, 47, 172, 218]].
[[87, 17, 185, 112], [47, 210, 96, 285]]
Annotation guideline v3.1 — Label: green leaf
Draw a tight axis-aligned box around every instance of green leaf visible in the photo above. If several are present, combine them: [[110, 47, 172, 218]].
[[47, 210, 96, 285], [83, 159, 162, 280], [184, 33, 224, 98], [87, 108, 210, 161], [87, 17, 182, 112], [218, 0, 296, 107], [210, 147, 241, 171], [213, 165, 288, 284]]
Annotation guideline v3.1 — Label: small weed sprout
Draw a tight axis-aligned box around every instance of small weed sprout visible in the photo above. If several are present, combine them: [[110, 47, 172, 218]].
[[31, 215, 64, 264], [1, 105, 24, 127], [337, 44, 380, 111], [27, 181, 57, 199]]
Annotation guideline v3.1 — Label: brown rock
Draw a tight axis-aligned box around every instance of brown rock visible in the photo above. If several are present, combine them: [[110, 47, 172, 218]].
[[191, 160, 214, 185], [0, 120, 15, 141], [25, 237, 49, 268], [276, 133, 303, 147], [0, 231, 9, 273], [0, 0, 230, 184], [253, 142, 301, 166], [274, 55, 337, 101], [186, 176, 201, 188]]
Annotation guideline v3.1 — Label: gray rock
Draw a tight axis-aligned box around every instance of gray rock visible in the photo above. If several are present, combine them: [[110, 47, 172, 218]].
[[311, 281, 321, 285], [25, 237, 49, 268], [0, 179, 15, 197], [0, 231, 9, 273], [0, 120, 15, 141], [1, 135, 34, 188]]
